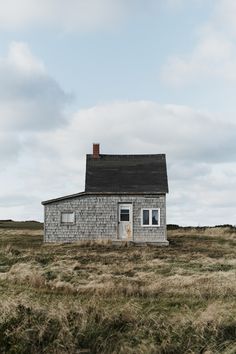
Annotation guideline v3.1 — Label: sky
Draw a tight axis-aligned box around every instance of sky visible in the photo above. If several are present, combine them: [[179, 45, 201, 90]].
[[1, 0, 236, 226]]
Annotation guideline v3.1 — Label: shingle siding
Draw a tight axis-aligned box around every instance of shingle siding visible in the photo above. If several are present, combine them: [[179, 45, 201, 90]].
[[44, 194, 168, 244]]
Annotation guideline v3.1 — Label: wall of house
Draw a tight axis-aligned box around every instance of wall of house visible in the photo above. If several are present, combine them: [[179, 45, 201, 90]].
[[44, 194, 168, 244]]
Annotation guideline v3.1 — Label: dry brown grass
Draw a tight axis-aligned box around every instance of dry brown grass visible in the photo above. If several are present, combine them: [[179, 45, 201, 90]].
[[0, 225, 236, 353]]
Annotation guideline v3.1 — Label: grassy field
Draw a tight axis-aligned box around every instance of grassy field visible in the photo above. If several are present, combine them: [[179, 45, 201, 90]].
[[0, 223, 236, 353]]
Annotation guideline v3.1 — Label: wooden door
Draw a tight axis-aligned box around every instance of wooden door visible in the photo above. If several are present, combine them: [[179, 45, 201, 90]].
[[118, 204, 133, 240]]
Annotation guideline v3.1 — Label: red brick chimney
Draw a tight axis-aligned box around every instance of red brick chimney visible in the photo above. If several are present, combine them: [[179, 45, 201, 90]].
[[93, 143, 100, 159]]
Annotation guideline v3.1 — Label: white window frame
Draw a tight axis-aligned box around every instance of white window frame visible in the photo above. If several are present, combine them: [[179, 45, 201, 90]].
[[61, 211, 75, 225], [141, 208, 160, 227]]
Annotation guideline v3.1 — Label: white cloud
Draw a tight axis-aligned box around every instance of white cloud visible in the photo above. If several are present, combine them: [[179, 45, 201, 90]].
[[0, 0, 182, 32], [1, 100, 236, 225], [0, 41, 70, 174], [66, 101, 236, 163], [6, 42, 45, 74], [161, 0, 236, 86], [0, 42, 70, 132], [0, 132, 22, 164], [214, 0, 236, 36], [0, 0, 130, 32]]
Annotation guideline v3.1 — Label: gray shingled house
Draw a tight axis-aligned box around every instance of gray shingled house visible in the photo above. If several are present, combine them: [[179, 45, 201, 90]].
[[42, 144, 169, 245]]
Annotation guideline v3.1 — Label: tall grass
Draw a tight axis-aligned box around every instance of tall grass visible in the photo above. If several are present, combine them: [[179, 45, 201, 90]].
[[0, 226, 236, 353]]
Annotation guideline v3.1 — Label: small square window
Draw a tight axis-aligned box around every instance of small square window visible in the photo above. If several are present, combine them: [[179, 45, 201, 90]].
[[61, 212, 75, 224]]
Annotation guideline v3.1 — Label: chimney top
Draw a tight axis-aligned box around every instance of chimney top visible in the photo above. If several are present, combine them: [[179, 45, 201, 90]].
[[93, 143, 100, 159]]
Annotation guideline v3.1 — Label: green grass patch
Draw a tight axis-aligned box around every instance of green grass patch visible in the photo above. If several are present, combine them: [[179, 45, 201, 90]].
[[0, 220, 43, 230]]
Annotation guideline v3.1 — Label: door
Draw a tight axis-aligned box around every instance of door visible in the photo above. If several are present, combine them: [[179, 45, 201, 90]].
[[118, 204, 133, 240]]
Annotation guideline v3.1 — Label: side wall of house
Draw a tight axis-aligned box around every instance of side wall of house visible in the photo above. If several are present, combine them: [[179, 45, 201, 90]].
[[44, 194, 167, 243]]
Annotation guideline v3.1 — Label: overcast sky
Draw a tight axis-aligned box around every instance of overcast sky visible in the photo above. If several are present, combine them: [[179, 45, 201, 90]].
[[1, 0, 236, 225]]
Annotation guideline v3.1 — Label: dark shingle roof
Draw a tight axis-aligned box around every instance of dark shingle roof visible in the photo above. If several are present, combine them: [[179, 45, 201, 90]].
[[85, 154, 168, 193]]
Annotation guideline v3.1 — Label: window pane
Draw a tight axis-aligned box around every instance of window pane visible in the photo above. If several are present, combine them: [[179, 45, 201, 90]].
[[61, 213, 68, 223], [120, 209, 129, 221], [143, 210, 149, 225], [152, 210, 158, 225], [67, 213, 75, 223], [61, 212, 74, 223]]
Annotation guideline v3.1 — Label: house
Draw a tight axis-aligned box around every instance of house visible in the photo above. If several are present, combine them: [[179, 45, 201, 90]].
[[42, 144, 169, 245]]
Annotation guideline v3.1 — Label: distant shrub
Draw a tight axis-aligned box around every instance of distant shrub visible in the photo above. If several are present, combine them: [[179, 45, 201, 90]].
[[0, 221, 43, 230], [167, 224, 180, 230], [215, 224, 236, 229]]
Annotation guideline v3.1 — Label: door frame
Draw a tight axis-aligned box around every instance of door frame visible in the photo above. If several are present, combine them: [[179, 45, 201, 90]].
[[117, 202, 133, 240]]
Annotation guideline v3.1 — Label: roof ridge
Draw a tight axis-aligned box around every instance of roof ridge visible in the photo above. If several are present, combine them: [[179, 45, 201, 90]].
[[87, 153, 166, 158], [87, 153, 166, 155]]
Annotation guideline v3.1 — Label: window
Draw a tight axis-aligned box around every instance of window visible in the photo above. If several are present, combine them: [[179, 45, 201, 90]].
[[120, 208, 130, 221], [61, 212, 75, 224], [143, 209, 149, 225], [141, 208, 160, 227], [152, 210, 158, 225]]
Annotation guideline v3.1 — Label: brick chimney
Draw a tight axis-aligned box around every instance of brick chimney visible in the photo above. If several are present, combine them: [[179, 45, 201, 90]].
[[93, 143, 100, 159]]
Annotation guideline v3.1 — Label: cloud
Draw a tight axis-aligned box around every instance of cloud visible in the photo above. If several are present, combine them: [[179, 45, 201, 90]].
[[0, 0, 132, 32], [0, 41, 70, 172], [5, 41, 45, 73], [2, 100, 233, 225], [1, 90, 236, 224], [0, 132, 22, 164], [59, 101, 236, 163], [0, 0, 183, 32], [0, 194, 37, 208], [0, 42, 70, 132], [161, 27, 236, 86], [214, 0, 236, 36], [161, 0, 236, 86]]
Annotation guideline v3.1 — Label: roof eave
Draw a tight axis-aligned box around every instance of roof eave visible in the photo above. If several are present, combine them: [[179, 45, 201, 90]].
[[42, 190, 168, 205]]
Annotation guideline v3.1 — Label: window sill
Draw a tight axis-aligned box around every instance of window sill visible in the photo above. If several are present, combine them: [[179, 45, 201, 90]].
[[141, 225, 160, 228]]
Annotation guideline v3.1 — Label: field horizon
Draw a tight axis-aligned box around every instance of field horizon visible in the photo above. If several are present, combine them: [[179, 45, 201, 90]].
[[1, 219, 236, 230], [0, 223, 236, 353]]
